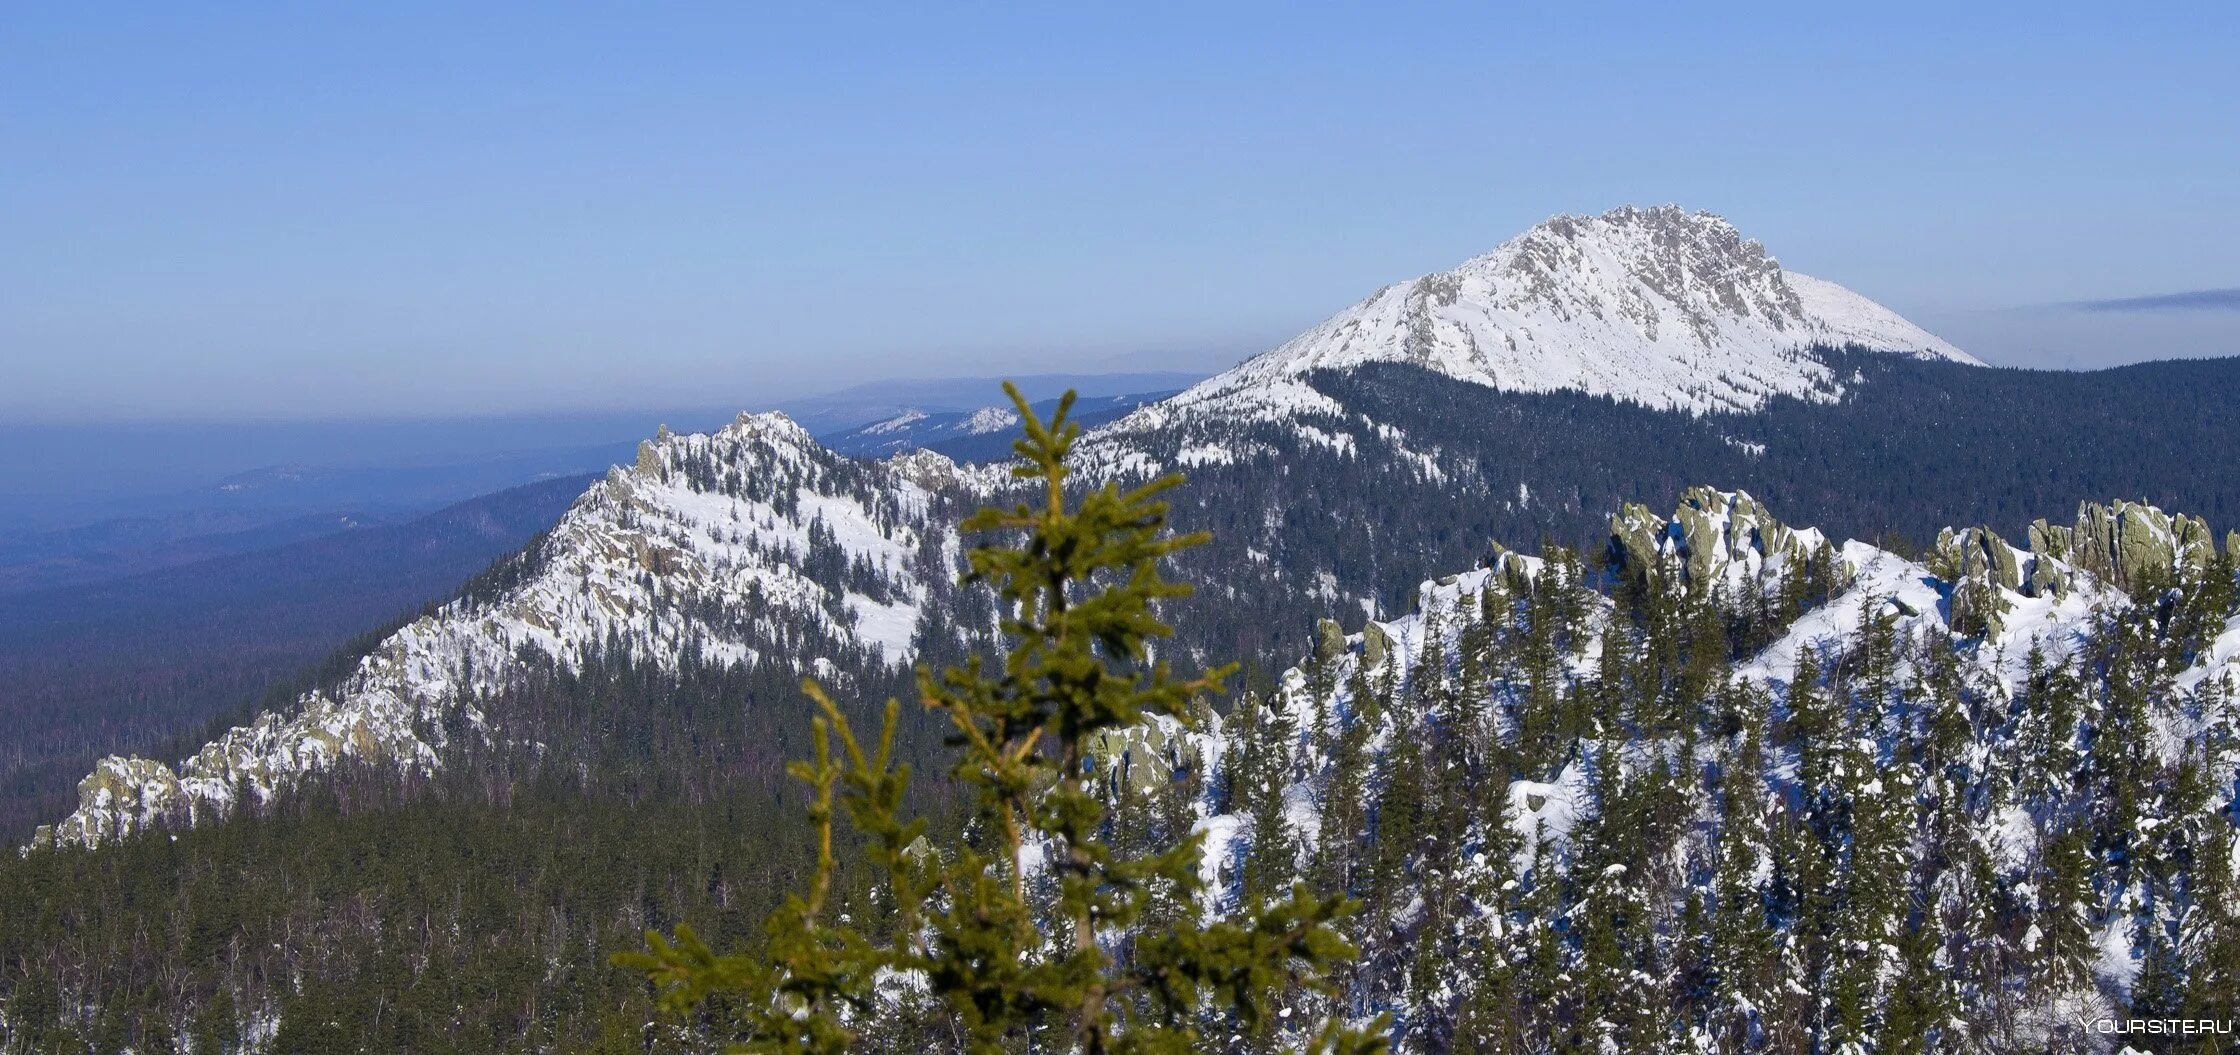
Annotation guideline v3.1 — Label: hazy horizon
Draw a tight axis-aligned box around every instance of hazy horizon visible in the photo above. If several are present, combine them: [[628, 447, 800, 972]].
[[7, 4, 2237, 422]]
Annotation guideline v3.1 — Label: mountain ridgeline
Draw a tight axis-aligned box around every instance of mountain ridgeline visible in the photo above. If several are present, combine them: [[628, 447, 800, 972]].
[[6, 205, 2240, 1052]]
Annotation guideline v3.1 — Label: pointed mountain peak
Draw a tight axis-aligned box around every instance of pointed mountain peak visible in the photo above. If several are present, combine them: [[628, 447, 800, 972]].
[[1194, 205, 1976, 415]]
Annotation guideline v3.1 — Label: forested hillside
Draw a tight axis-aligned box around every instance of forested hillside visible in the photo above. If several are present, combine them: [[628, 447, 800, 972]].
[[1172, 489, 2240, 1053], [0, 651, 949, 1054], [1073, 351, 2240, 689], [28, 347, 2240, 852], [1315, 351, 2240, 551]]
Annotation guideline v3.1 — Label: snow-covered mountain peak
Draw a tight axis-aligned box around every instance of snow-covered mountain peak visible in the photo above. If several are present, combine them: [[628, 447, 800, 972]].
[[1181, 205, 1976, 416], [958, 406, 1021, 435], [722, 409, 819, 447]]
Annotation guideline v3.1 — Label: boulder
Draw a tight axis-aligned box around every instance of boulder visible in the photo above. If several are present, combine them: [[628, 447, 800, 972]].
[[2175, 513, 2217, 570], [1674, 500, 1721, 583], [1497, 552, 1536, 591], [1608, 502, 1666, 583], [2028, 557, 2070, 600], [2065, 500, 2215, 591], [1931, 526, 2018, 635], [1314, 619, 1347, 664], [1086, 723, 1176, 795], [1362, 623, 1393, 669], [2027, 519, 2072, 563]]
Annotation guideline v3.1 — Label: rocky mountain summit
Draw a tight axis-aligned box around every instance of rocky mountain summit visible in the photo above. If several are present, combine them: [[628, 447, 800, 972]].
[[1172, 204, 1974, 418]]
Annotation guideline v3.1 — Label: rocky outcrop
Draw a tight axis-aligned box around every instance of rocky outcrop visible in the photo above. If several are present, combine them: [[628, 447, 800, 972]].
[[1607, 487, 1828, 593], [1361, 623, 1394, 670], [1315, 619, 1348, 665], [1086, 713, 1216, 797], [1930, 527, 2028, 636], [2033, 500, 2217, 593]]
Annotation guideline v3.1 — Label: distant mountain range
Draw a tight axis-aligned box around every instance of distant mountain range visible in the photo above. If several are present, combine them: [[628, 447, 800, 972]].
[[0, 373, 1204, 597], [817, 390, 1181, 460], [769, 371, 1203, 435]]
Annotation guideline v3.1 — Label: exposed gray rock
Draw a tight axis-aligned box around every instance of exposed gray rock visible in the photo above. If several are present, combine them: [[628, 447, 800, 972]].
[[1606, 487, 1825, 594], [1608, 501, 1667, 584], [1087, 721, 1177, 794], [1931, 526, 2021, 636], [1362, 623, 1393, 669], [1314, 619, 1347, 664], [2064, 500, 2216, 591]]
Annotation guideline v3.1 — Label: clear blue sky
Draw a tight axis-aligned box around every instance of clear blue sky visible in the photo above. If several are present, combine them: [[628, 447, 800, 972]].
[[6, 3, 2237, 421]]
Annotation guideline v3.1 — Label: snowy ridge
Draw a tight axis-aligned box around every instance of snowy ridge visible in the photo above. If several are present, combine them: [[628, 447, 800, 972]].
[[31, 413, 978, 850], [1162, 205, 1975, 419], [1134, 489, 2238, 1049], [1124, 486, 2122, 894]]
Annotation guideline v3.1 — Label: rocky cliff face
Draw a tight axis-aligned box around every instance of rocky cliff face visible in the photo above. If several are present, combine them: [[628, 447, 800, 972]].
[[2031, 499, 2221, 592]]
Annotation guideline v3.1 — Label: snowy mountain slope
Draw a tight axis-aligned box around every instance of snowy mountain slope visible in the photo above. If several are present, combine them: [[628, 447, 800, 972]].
[[1137, 205, 1975, 422], [30, 414, 997, 850]]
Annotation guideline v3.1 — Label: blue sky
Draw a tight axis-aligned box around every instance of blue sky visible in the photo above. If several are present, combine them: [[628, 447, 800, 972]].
[[5, 3, 2237, 421]]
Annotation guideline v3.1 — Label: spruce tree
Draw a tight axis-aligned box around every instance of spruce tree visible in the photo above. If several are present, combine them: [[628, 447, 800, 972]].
[[1709, 731, 1775, 1052], [1239, 694, 1302, 905], [1786, 650, 1836, 797], [1880, 905, 1956, 1055], [1368, 728, 1427, 913], [2038, 827, 2096, 996], [621, 386, 1384, 1055], [1314, 704, 1372, 899], [2182, 812, 2240, 1023]]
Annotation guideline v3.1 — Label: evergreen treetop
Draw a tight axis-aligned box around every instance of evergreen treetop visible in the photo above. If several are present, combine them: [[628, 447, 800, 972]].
[[622, 384, 1385, 1055]]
